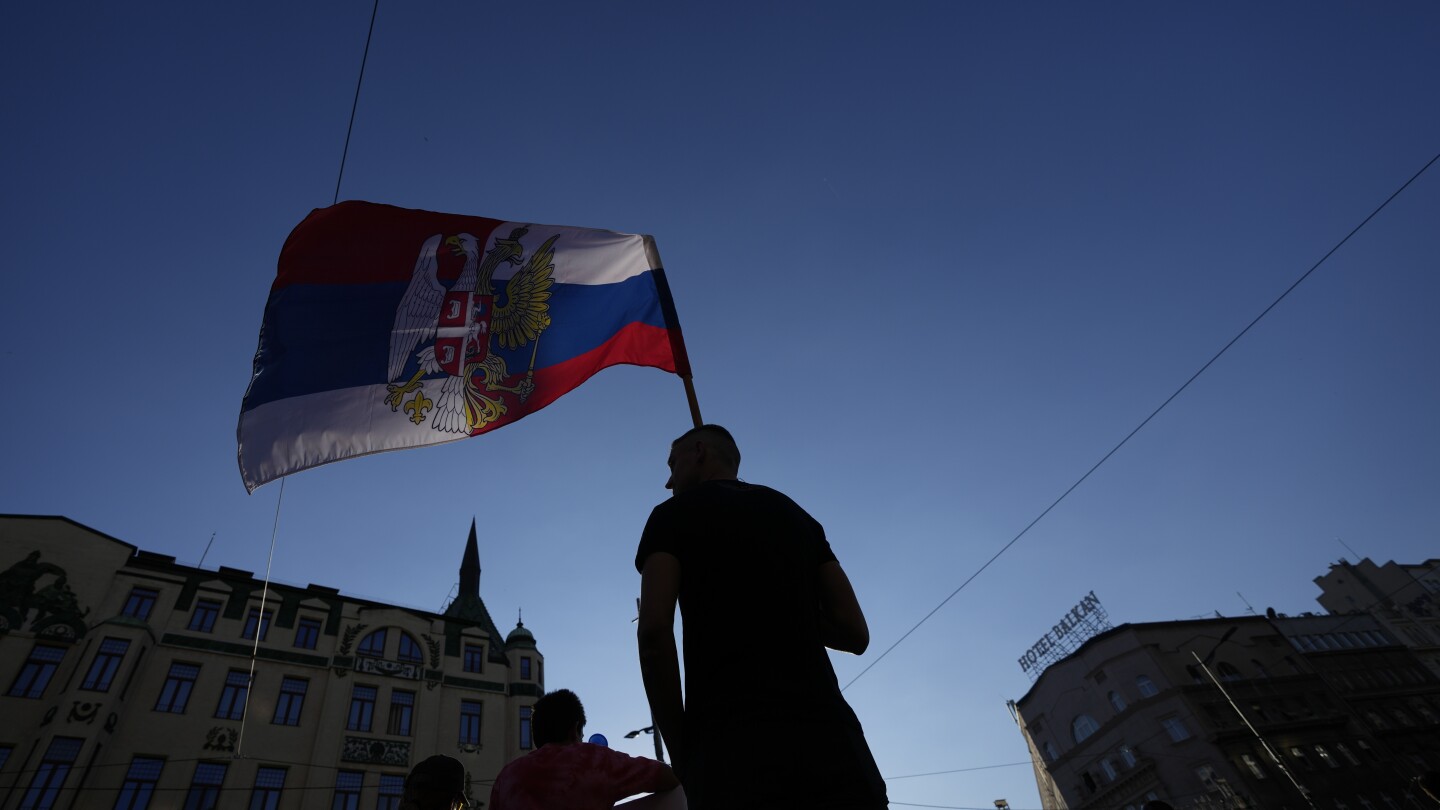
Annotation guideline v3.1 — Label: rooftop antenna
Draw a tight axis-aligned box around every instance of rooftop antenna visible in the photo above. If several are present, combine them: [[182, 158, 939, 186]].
[[198, 532, 217, 568], [1336, 537, 1363, 563], [1236, 591, 1257, 615]]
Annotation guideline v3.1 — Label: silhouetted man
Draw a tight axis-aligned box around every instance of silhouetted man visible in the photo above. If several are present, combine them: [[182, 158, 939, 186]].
[[490, 689, 681, 810], [636, 424, 888, 809]]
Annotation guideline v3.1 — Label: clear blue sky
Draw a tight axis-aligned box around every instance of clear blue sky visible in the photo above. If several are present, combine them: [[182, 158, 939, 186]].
[[4, 3, 1438, 807]]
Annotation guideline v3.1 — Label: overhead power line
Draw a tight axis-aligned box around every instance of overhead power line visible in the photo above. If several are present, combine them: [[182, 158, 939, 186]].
[[843, 149, 1440, 692]]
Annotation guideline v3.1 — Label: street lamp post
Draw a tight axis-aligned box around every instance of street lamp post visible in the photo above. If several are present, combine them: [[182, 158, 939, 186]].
[[625, 725, 664, 763]]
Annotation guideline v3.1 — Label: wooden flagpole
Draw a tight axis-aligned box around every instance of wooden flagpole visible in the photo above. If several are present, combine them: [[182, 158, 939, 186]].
[[648, 263, 702, 429]]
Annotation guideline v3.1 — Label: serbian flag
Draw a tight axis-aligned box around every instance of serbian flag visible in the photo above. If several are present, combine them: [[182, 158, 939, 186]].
[[238, 201, 692, 492]]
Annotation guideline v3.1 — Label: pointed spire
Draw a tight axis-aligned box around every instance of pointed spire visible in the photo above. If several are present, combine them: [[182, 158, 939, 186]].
[[459, 518, 480, 598]]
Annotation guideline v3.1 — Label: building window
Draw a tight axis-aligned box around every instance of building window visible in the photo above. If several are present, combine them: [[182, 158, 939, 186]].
[[8, 644, 66, 698], [1135, 675, 1158, 697], [20, 737, 83, 810], [294, 617, 321, 650], [1071, 714, 1100, 743], [398, 633, 423, 663], [82, 637, 131, 692], [1356, 739, 1380, 762], [332, 770, 363, 810], [1251, 659, 1270, 678], [463, 644, 484, 673], [216, 670, 251, 720], [1333, 742, 1360, 765], [377, 774, 405, 810], [242, 609, 272, 641], [183, 763, 227, 810], [155, 662, 200, 713], [1119, 745, 1137, 767], [520, 706, 533, 749], [1216, 661, 1242, 682], [459, 700, 482, 745], [188, 599, 221, 633], [388, 690, 415, 736], [1314, 744, 1339, 768], [358, 629, 387, 658], [1108, 691, 1126, 712], [521, 657, 532, 679], [249, 767, 286, 810], [273, 677, 307, 726], [122, 587, 159, 620], [1161, 716, 1190, 742], [0, 745, 12, 772], [114, 757, 164, 810], [1289, 746, 1313, 770], [1100, 759, 1118, 781], [1240, 753, 1266, 779], [348, 685, 377, 731]]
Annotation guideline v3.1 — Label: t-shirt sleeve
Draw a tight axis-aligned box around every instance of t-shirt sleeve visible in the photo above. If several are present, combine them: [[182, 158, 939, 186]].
[[597, 747, 672, 801], [635, 501, 681, 573], [802, 502, 838, 566]]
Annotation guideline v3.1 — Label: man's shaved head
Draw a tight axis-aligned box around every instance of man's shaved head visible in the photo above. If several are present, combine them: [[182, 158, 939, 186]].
[[672, 424, 741, 470]]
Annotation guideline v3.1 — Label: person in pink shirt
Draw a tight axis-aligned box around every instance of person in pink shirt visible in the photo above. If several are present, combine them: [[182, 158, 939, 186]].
[[490, 689, 683, 810]]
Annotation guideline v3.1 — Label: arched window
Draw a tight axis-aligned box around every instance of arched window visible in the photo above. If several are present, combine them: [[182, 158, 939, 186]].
[[1119, 745, 1137, 767], [1072, 714, 1100, 743], [1108, 691, 1127, 712], [358, 628, 387, 658], [398, 632, 423, 663], [1217, 661, 1242, 682], [1135, 675, 1158, 697]]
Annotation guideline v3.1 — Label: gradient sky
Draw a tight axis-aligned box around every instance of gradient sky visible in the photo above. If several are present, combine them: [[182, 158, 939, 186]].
[[4, 3, 1439, 807]]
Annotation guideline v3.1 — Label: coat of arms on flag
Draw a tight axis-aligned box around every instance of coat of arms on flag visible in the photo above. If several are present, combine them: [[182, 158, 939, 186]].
[[384, 228, 558, 434]]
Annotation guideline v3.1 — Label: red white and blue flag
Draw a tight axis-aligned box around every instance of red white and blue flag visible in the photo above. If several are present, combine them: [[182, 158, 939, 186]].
[[238, 201, 691, 492]]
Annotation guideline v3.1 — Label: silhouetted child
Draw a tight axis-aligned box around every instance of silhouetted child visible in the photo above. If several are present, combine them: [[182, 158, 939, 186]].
[[402, 755, 469, 810]]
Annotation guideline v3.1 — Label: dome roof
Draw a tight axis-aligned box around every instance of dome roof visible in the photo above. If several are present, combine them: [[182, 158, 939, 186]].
[[506, 620, 536, 648]]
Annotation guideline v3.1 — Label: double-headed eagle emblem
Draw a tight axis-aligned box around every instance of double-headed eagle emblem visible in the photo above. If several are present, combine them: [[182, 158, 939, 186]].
[[384, 226, 556, 433]]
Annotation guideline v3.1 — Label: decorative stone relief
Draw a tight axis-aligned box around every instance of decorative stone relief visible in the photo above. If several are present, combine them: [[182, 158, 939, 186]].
[[354, 657, 422, 680], [204, 727, 239, 752], [342, 736, 411, 766], [0, 551, 89, 639], [67, 701, 101, 725], [339, 623, 367, 656]]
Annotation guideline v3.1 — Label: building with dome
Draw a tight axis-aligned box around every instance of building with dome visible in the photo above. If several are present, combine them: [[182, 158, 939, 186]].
[[0, 514, 544, 809]]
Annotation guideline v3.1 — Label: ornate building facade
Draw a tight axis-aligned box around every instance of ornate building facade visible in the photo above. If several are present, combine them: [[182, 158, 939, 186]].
[[1010, 610, 1440, 810], [0, 515, 544, 809]]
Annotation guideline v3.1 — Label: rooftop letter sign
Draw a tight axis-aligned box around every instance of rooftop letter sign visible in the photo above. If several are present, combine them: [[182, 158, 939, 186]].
[[1018, 591, 1112, 680]]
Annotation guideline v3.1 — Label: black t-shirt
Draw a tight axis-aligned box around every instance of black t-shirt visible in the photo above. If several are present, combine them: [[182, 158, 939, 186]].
[[636, 480, 888, 809], [636, 480, 846, 723]]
